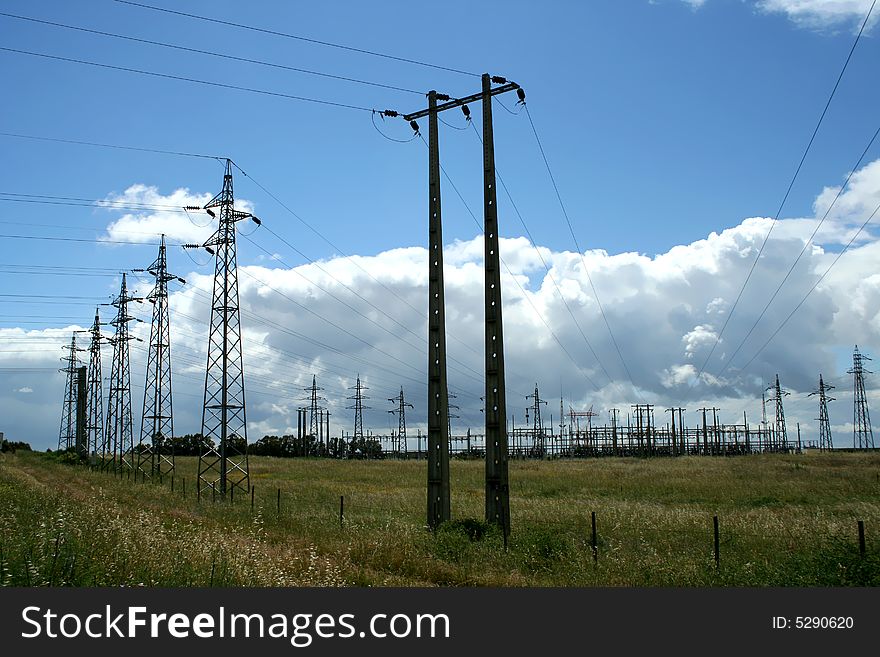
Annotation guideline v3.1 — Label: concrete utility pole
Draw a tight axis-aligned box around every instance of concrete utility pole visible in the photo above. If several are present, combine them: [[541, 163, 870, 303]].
[[399, 75, 522, 533]]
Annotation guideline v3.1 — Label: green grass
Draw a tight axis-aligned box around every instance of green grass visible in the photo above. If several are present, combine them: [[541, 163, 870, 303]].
[[1, 450, 878, 586]]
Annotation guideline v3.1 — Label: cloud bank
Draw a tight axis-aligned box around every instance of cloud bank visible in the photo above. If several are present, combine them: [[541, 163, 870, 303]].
[[2, 159, 880, 449]]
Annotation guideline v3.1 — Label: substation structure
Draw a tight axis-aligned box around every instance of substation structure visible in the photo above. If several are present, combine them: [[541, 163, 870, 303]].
[[369, 418, 812, 459]]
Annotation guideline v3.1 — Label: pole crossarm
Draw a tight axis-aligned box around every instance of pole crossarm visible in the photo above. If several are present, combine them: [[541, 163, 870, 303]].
[[400, 82, 521, 122]]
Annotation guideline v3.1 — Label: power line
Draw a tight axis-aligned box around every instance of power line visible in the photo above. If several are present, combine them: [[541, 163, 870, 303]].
[[0, 293, 108, 300], [523, 104, 639, 396], [0, 191, 193, 213], [716, 123, 880, 379], [227, 160, 484, 361], [468, 120, 615, 390], [0, 232, 161, 246], [0, 46, 378, 112], [422, 134, 598, 394], [0, 11, 424, 95], [113, 0, 480, 77], [736, 199, 880, 374], [0, 131, 222, 160], [239, 231, 486, 387], [696, 0, 877, 379]]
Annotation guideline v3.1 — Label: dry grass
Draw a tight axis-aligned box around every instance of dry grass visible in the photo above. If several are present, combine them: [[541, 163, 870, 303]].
[[1, 450, 878, 586]]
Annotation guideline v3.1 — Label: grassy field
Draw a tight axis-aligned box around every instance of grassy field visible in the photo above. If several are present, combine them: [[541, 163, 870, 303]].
[[1, 450, 878, 586]]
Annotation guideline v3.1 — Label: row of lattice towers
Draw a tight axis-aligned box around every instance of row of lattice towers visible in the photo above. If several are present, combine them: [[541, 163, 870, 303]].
[[57, 162, 257, 497], [59, 236, 182, 479]]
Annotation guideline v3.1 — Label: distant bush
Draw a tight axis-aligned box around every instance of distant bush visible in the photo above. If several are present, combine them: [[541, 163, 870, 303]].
[[0, 440, 31, 453]]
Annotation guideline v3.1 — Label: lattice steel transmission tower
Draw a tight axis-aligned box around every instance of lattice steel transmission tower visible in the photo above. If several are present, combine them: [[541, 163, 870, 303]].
[[304, 375, 327, 442], [136, 235, 184, 479], [347, 375, 369, 440], [849, 345, 874, 449], [388, 387, 413, 455], [85, 308, 105, 457], [525, 384, 547, 455], [808, 374, 835, 451], [104, 273, 139, 471], [447, 390, 460, 442], [766, 374, 789, 450], [58, 333, 81, 451], [185, 160, 257, 496]]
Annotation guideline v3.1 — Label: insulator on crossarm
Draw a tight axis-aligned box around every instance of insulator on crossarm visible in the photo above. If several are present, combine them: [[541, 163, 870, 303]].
[[516, 88, 526, 104], [381, 109, 399, 118], [491, 75, 507, 84], [206, 209, 216, 218], [410, 120, 420, 135], [205, 246, 215, 255], [251, 217, 261, 226], [461, 105, 471, 121], [184, 206, 201, 211]]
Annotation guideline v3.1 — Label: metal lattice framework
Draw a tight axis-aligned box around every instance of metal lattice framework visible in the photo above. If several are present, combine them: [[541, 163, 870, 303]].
[[347, 375, 369, 440], [104, 273, 139, 472], [85, 308, 105, 458], [526, 384, 547, 456], [190, 160, 254, 496], [388, 387, 413, 455], [306, 374, 326, 443], [766, 374, 789, 450], [58, 333, 80, 451], [137, 235, 184, 479], [809, 374, 835, 451], [849, 345, 874, 450]]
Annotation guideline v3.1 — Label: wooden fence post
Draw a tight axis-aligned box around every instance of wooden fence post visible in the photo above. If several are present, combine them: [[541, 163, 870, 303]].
[[713, 515, 720, 568], [591, 511, 598, 563]]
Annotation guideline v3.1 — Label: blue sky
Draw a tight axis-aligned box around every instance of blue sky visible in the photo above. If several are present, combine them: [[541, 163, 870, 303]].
[[2, 0, 879, 449]]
